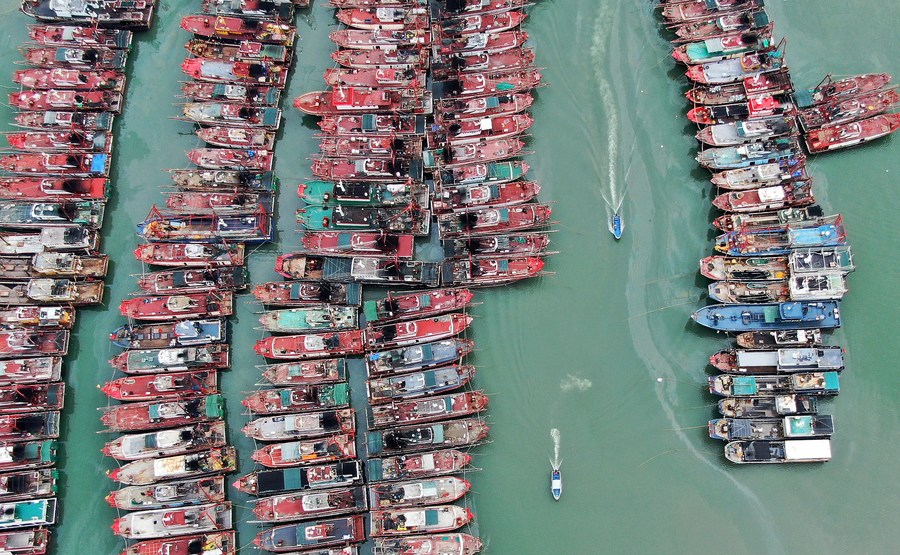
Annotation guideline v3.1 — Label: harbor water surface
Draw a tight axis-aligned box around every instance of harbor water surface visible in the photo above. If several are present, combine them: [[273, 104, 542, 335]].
[[0, 0, 898, 553]]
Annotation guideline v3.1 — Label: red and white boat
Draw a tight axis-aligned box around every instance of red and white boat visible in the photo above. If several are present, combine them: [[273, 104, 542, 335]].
[[242, 384, 350, 415], [432, 181, 539, 213], [317, 135, 422, 160], [687, 95, 795, 125], [12, 68, 124, 91], [440, 11, 527, 36], [8, 89, 123, 113], [0, 383, 64, 413], [434, 49, 535, 79], [330, 29, 429, 51], [804, 113, 900, 153], [336, 7, 429, 30], [180, 58, 288, 87], [0, 306, 75, 329], [186, 148, 273, 171], [437, 205, 553, 237], [438, 160, 529, 186], [243, 409, 356, 442], [101, 371, 218, 402], [21, 46, 125, 70], [99, 395, 224, 433], [109, 345, 230, 375], [367, 449, 472, 481], [438, 137, 526, 167], [437, 92, 533, 120], [364, 289, 474, 324], [374, 534, 482, 555], [301, 232, 415, 259], [323, 67, 424, 89], [661, 0, 762, 23], [368, 391, 489, 428], [437, 113, 533, 145], [118, 532, 236, 555], [196, 127, 276, 150], [442, 0, 532, 16], [107, 448, 235, 487], [446, 69, 543, 98], [179, 82, 281, 105], [251, 486, 368, 522], [443, 256, 546, 286], [798, 88, 900, 131], [12, 110, 113, 132], [319, 113, 423, 136], [250, 434, 357, 467], [185, 38, 292, 63], [800, 73, 892, 107], [366, 313, 473, 350], [255, 330, 366, 360], [293, 87, 431, 116], [111, 502, 233, 539], [0, 357, 62, 385], [4, 129, 111, 153], [0, 152, 109, 177], [119, 292, 234, 321], [136, 267, 247, 294], [102, 422, 228, 461], [0, 330, 69, 359], [370, 505, 472, 536], [443, 232, 552, 258], [253, 281, 361, 307], [437, 31, 528, 55], [133, 242, 245, 268], [331, 47, 428, 70], [0, 529, 50, 555], [27, 25, 133, 49], [311, 158, 414, 182], [180, 15, 296, 44], [261, 359, 348, 386], [0, 412, 60, 442], [0, 177, 107, 200], [712, 182, 815, 213], [165, 192, 268, 213]]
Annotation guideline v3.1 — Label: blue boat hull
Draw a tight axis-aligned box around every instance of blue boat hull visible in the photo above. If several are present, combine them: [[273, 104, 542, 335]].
[[692, 302, 841, 332]]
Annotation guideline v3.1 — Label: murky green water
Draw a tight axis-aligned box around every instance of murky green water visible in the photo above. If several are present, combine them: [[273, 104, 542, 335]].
[[1, 0, 898, 553]]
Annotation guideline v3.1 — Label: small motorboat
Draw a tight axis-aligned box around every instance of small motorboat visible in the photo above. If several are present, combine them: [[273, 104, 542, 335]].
[[610, 213, 623, 240], [551, 466, 562, 501]]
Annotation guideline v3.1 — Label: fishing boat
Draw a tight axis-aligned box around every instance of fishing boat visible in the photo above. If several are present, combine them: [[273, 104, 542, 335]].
[[442, 232, 551, 258], [180, 58, 288, 87], [300, 232, 416, 259], [20, 46, 126, 69], [102, 421, 228, 460], [253, 515, 366, 552], [724, 438, 832, 463], [0, 201, 105, 230], [0, 440, 57, 471], [200, 0, 294, 18], [242, 409, 357, 442], [425, 137, 526, 167], [710, 347, 844, 374], [715, 271, 848, 303], [254, 329, 365, 360], [133, 242, 245, 268], [186, 148, 273, 171], [714, 215, 845, 256], [441, 256, 546, 286], [0, 306, 75, 329], [136, 267, 248, 294], [293, 88, 432, 116], [373, 533, 483, 555], [0, 383, 64, 413], [366, 339, 475, 377], [685, 48, 786, 85], [699, 255, 788, 281], [0, 528, 50, 554], [136, 207, 273, 244], [250, 434, 358, 467], [242, 383, 351, 414], [439, 11, 528, 36], [670, 9, 770, 43], [804, 113, 900, 154], [432, 48, 536, 81], [317, 135, 423, 161], [686, 69, 794, 106], [298, 181, 428, 208], [708, 372, 840, 397], [366, 418, 489, 456], [436, 93, 534, 121], [0, 330, 69, 359], [13, 110, 114, 132], [12, 68, 124, 91], [27, 25, 133, 48], [119, 532, 236, 555], [106, 476, 227, 511], [330, 28, 430, 51], [0, 498, 56, 529], [0, 357, 62, 385], [718, 394, 819, 418], [111, 502, 232, 539], [735, 329, 822, 349], [712, 182, 814, 213], [793, 73, 892, 108], [311, 157, 423, 183], [179, 82, 281, 106], [324, 67, 425, 89], [331, 47, 429, 70], [437, 205, 553, 238], [110, 319, 225, 350], [370, 505, 471, 536], [696, 138, 802, 170], [441, 69, 543, 99], [696, 117, 798, 146], [363, 289, 474, 325], [275, 255, 440, 287], [367, 449, 472, 484], [9, 89, 123, 113], [797, 88, 900, 131], [297, 206, 430, 236], [99, 394, 224, 433], [101, 371, 218, 402], [233, 461, 364, 496], [185, 38, 291, 63], [318, 114, 425, 137], [108, 447, 235, 486], [0, 412, 60, 443], [661, 0, 765, 23], [195, 127, 276, 150], [179, 102, 282, 129], [367, 365, 476, 404], [672, 30, 774, 64], [0, 276, 96, 306], [692, 301, 842, 332], [0, 177, 107, 200], [251, 486, 368, 523], [180, 15, 296, 44], [366, 314, 473, 351], [0, 252, 107, 280], [21, 0, 155, 29], [169, 169, 278, 193], [258, 306, 358, 334], [253, 281, 362, 307], [118, 292, 233, 321], [437, 30, 528, 56], [368, 477, 469, 509], [442, 0, 531, 15], [710, 157, 807, 190], [710, 415, 834, 441], [5, 130, 112, 154], [0, 469, 57, 502], [368, 391, 489, 429], [0, 152, 110, 177], [261, 359, 348, 386], [434, 114, 534, 146], [716, 203, 824, 233], [432, 181, 539, 213], [336, 7, 429, 30]]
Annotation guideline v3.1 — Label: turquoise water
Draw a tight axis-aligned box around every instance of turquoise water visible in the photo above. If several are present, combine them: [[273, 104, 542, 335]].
[[1, 0, 898, 553]]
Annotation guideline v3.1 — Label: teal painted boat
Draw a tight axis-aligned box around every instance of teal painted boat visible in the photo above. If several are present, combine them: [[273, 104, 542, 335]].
[[297, 180, 428, 207], [297, 206, 431, 236], [258, 306, 359, 333]]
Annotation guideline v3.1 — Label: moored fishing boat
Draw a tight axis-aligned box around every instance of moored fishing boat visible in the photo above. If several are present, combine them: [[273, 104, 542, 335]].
[[300, 232, 416, 258], [686, 68, 794, 106], [133, 242, 245, 268], [370, 504, 472, 536], [331, 47, 429, 70], [136, 208, 273, 244], [699, 255, 788, 281], [0, 152, 110, 177], [724, 438, 832, 463], [714, 205, 829, 232], [12, 68, 124, 91], [118, 292, 234, 321], [440, 69, 543, 99], [714, 219, 845, 257], [250, 434, 358, 467], [437, 205, 553, 238], [0, 330, 69, 359], [712, 181, 814, 213], [436, 93, 534, 121], [5, 130, 112, 153], [253, 515, 366, 552], [685, 48, 786, 85], [696, 138, 802, 170], [793, 72, 892, 108], [242, 383, 351, 414], [110, 319, 225, 350], [442, 0, 531, 15], [692, 301, 842, 332], [136, 267, 248, 294], [318, 114, 425, 137], [186, 148, 273, 171], [233, 460, 364, 496], [432, 181, 539, 213], [111, 502, 232, 539], [0, 201, 105, 231], [0, 306, 75, 329], [710, 157, 807, 190], [13, 110, 114, 132], [797, 88, 900, 131], [179, 82, 281, 106], [0, 440, 57, 471], [441, 256, 546, 286], [99, 394, 224, 433], [433, 114, 533, 146], [20, 46, 126, 69], [185, 38, 291, 63], [258, 306, 358, 334], [311, 157, 423, 182], [696, 117, 798, 146], [0, 412, 60, 443], [735, 329, 822, 349], [442, 232, 551, 258], [0, 252, 106, 280], [364, 289, 474, 325], [426, 137, 525, 167], [0, 357, 62, 385], [317, 135, 423, 160], [670, 9, 770, 43], [439, 10, 527, 36], [366, 418, 489, 456], [0, 383, 64, 413], [298, 181, 428, 208], [367, 365, 476, 404], [432, 48, 536, 80], [373, 533, 483, 555], [242, 407, 356, 440], [253, 281, 362, 307], [710, 347, 845, 374], [200, 0, 294, 18], [194, 128, 276, 150], [180, 58, 288, 87], [804, 113, 900, 154], [324, 67, 425, 89], [179, 102, 282, 130], [180, 15, 296, 44], [105, 476, 227, 511], [0, 528, 51, 553], [710, 415, 834, 441], [0, 498, 56, 529], [368, 477, 470, 509], [708, 372, 840, 396], [27, 25, 133, 48], [672, 30, 774, 64], [102, 421, 227, 460], [275, 255, 440, 287], [437, 30, 527, 56], [336, 7, 429, 30], [660, 0, 765, 23], [719, 394, 818, 418], [254, 330, 365, 360], [367, 449, 473, 483], [713, 271, 848, 302], [119, 531, 236, 555], [261, 359, 348, 386], [293, 88, 432, 116], [107, 447, 235, 486], [368, 391, 489, 429], [101, 370, 218, 402], [21, 0, 155, 29], [251, 485, 368, 523], [330, 28, 430, 51], [297, 205, 430, 236], [169, 169, 278, 192], [0, 177, 107, 200], [9, 89, 123, 113], [366, 339, 474, 378], [366, 314, 473, 351], [0, 469, 57, 502]]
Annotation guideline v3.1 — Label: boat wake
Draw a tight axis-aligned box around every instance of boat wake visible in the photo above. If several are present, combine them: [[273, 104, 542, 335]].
[[550, 428, 562, 470]]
